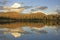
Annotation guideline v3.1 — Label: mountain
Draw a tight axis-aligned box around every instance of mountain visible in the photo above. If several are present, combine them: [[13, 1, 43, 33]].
[[0, 12, 46, 19], [0, 12, 60, 20]]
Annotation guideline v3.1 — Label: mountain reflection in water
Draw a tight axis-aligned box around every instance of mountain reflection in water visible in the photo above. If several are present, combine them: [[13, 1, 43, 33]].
[[0, 22, 60, 40]]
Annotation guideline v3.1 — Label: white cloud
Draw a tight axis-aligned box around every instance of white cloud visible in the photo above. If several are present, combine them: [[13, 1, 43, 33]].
[[10, 8, 25, 13], [11, 3, 22, 8]]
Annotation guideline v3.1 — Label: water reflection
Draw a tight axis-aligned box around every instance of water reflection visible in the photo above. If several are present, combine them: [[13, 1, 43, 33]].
[[0, 22, 60, 40]]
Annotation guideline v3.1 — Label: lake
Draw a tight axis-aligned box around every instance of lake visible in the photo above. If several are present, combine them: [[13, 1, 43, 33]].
[[0, 22, 60, 40]]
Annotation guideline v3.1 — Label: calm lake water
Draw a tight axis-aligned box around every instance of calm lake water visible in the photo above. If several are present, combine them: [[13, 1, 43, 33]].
[[0, 22, 60, 40]]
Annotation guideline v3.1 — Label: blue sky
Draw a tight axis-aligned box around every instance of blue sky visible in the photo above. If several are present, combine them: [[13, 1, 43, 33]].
[[0, 0, 60, 13]]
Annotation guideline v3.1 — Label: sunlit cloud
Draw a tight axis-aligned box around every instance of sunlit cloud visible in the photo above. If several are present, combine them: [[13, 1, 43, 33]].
[[11, 3, 22, 8], [3, 3, 25, 13], [10, 8, 25, 13], [10, 3, 32, 13]]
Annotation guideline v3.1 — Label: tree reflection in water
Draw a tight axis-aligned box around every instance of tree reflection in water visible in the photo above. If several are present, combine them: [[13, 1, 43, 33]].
[[0, 22, 60, 39]]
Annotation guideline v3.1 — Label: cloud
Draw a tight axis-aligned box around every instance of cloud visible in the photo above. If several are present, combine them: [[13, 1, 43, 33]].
[[35, 6, 48, 10], [0, 0, 7, 4], [31, 6, 48, 11], [31, 9, 37, 11], [11, 3, 22, 8], [23, 6, 32, 9], [11, 3, 32, 10], [55, 9, 60, 14], [0, 6, 4, 10]]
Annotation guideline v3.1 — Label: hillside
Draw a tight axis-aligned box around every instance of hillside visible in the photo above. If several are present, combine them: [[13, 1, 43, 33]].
[[0, 12, 46, 19], [0, 12, 60, 21]]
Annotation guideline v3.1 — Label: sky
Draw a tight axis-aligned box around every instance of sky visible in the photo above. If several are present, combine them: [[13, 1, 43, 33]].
[[0, 0, 60, 14]]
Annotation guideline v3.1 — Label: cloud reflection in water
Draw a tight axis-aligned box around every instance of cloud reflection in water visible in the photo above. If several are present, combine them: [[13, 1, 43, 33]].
[[0, 22, 60, 40]]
